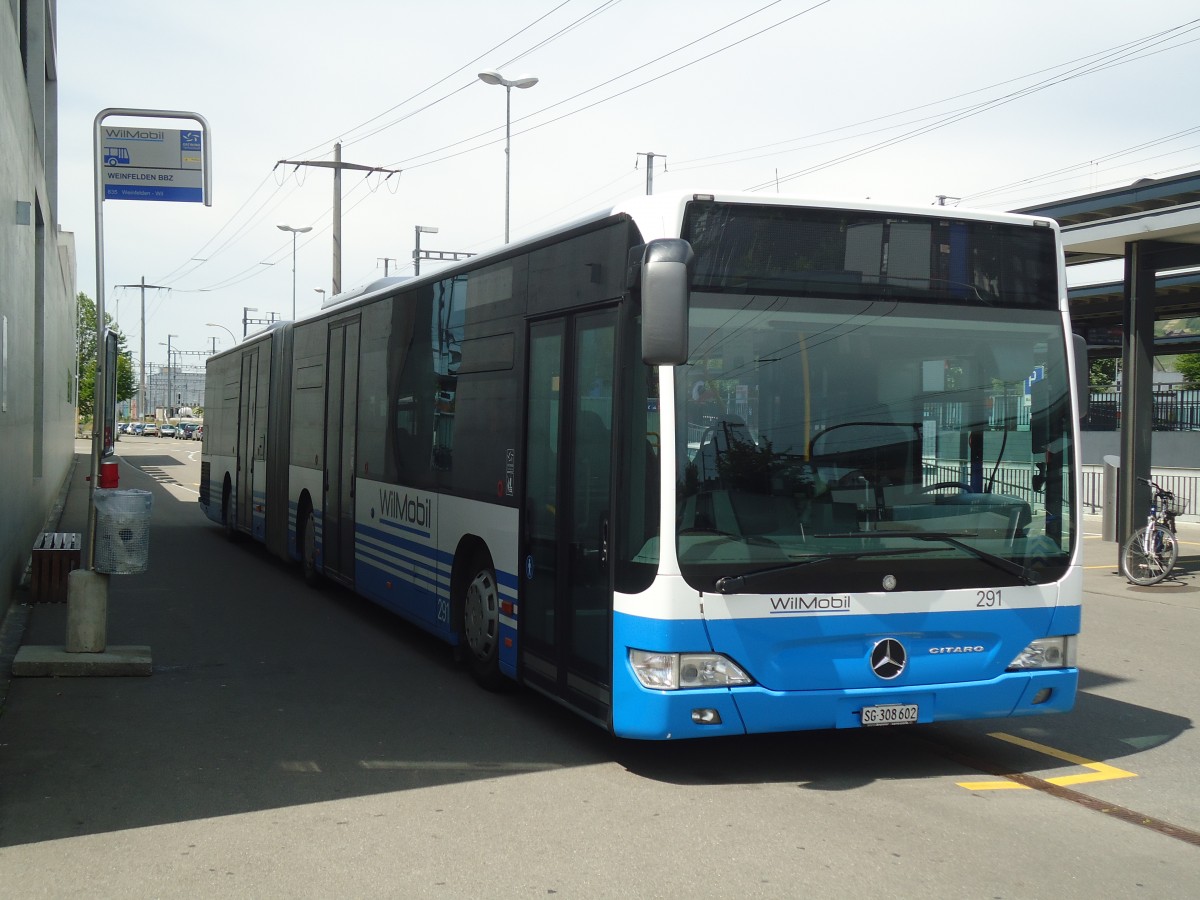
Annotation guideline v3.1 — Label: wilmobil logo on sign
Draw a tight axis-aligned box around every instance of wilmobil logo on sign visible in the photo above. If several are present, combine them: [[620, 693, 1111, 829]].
[[769, 595, 852, 614], [379, 488, 433, 532], [104, 128, 166, 142]]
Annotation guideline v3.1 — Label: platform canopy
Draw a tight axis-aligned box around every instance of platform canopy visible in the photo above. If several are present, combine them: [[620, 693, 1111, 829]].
[[1015, 170, 1200, 547]]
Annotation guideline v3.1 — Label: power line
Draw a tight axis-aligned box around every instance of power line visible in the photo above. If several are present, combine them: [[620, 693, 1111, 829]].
[[285, 0, 598, 158], [742, 19, 1200, 193], [960, 126, 1200, 205], [145, 2, 822, 287], [379, 0, 828, 172]]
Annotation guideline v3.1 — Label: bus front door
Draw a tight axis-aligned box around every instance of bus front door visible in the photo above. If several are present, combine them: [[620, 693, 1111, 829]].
[[523, 309, 616, 723], [323, 318, 360, 584]]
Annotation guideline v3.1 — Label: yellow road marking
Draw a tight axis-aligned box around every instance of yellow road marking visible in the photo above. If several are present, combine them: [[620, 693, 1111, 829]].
[[956, 732, 1137, 790]]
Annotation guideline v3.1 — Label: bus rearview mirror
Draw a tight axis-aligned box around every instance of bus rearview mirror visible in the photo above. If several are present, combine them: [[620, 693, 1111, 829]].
[[639, 239, 692, 366]]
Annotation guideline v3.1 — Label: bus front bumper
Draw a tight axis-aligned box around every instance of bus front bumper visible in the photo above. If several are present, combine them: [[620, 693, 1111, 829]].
[[610, 668, 1078, 740]]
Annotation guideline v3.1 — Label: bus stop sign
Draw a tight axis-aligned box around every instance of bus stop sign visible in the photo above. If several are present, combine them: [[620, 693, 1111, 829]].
[[101, 126, 205, 202]]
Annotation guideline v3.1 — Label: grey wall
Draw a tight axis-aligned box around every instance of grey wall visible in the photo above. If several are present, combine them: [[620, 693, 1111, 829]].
[[1, 1, 77, 621], [1080, 431, 1199, 469]]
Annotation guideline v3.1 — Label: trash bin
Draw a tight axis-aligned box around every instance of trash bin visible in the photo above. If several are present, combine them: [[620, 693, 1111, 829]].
[[94, 488, 153, 574]]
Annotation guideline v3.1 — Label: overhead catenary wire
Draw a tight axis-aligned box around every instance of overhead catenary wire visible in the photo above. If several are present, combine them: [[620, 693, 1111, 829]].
[[377, 0, 830, 173], [284, 0, 616, 159], [147, 1, 827, 289], [742, 20, 1200, 193], [148, 9, 1198, 303]]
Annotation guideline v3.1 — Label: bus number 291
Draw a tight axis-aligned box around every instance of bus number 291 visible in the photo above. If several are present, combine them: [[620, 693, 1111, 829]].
[[976, 590, 1002, 608]]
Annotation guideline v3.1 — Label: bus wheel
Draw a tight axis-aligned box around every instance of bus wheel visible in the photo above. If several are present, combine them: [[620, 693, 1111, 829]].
[[461, 553, 504, 689], [300, 508, 319, 585], [222, 482, 237, 541]]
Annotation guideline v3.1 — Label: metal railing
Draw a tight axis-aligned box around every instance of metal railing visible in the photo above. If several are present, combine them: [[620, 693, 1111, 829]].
[[1080, 467, 1196, 519], [1083, 389, 1200, 432]]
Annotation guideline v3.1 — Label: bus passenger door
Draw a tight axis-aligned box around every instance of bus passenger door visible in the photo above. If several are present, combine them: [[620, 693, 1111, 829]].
[[236, 349, 258, 532], [323, 318, 360, 584], [522, 309, 617, 722]]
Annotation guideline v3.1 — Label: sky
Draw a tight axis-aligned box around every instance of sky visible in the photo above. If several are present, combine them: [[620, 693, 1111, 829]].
[[56, 0, 1200, 374]]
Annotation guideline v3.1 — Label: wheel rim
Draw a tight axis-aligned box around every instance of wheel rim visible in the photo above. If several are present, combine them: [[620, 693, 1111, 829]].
[[1124, 527, 1176, 583], [463, 567, 498, 660]]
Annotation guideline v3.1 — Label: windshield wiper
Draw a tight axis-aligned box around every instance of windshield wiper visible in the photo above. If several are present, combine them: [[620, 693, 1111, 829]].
[[813, 531, 1035, 585], [714, 547, 924, 594]]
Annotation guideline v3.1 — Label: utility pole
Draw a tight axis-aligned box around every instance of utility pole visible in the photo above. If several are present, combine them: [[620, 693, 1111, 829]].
[[378, 257, 397, 277], [165, 334, 178, 419], [637, 151, 666, 195], [243, 307, 279, 337], [113, 276, 169, 421], [275, 142, 401, 296]]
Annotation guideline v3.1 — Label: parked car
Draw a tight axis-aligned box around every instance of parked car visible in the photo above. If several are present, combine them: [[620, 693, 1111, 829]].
[[193, 425, 203, 442], [176, 422, 197, 440], [143, 423, 158, 436], [131, 422, 145, 436], [159, 424, 177, 438]]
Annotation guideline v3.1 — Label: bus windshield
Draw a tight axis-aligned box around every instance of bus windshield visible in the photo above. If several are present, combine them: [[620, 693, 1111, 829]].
[[674, 208, 1073, 595]]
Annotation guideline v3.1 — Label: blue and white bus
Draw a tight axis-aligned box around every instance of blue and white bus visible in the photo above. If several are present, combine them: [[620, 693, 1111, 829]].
[[201, 191, 1083, 739]]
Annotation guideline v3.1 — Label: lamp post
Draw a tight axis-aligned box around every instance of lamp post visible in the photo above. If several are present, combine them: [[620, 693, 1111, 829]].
[[277, 224, 313, 320], [160, 335, 178, 419], [205, 322, 236, 347], [314, 288, 326, 305], [413, 225, 438, 275], [477, 70, 538, 243]]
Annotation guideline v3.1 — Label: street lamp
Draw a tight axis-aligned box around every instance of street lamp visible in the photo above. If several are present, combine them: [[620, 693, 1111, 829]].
[[160, 335, 178, 418], [205, 322, 237, 347], [477, 70, 538, 244], [314, 287, 326, 305], [277, 223, 313, 320], [413, 225, 438, 276]]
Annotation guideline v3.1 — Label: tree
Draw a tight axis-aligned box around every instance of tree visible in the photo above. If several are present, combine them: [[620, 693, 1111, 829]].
[[1089, 358, 1117, 388], [76, 292, 136, 420], [1175, 353, 1200, 389]]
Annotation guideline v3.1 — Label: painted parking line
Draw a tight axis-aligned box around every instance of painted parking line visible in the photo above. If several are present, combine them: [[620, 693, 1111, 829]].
[[956, 732, 1137, 790]]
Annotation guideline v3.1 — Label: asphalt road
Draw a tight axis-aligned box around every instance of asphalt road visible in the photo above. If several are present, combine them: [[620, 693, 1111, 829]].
[[0, 437, 1197, 898]]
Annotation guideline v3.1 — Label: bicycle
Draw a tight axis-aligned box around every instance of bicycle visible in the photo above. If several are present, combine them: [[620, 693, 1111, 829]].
[[1119, 476, 1184, 585]]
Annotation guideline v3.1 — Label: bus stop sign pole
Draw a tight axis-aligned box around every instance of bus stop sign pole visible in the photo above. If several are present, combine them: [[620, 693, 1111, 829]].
[[88, 108, 212, 570]]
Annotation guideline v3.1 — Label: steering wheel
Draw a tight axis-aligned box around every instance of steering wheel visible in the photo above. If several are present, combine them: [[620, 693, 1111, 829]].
[[833, 469, 871, 488], [922, 481, 971, 493]]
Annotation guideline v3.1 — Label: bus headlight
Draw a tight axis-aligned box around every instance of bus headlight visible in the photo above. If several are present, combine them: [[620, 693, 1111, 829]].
[[629, 649, 753, 690], [1007, 636, 1077, 670]]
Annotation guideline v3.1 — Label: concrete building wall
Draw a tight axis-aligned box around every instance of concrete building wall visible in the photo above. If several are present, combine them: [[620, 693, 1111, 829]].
[[1080, 430, 1199, 470], [0, 1, 77, 620]]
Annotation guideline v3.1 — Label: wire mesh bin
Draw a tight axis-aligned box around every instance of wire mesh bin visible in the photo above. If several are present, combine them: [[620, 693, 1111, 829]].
[[94, 489, 153, 575]]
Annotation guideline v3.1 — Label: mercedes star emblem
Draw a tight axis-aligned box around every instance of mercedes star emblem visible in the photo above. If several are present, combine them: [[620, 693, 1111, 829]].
[[870, 638, 907, 680]]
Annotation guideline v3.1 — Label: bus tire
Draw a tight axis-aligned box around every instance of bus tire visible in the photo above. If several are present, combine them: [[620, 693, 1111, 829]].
[[222, 480, 237, 541], [461, 551, 504, 690], [299, 507, 319, 585]]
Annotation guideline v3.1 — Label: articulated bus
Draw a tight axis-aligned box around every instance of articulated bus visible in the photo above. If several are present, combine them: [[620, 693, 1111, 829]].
[[201, 191, 1084, 740]]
